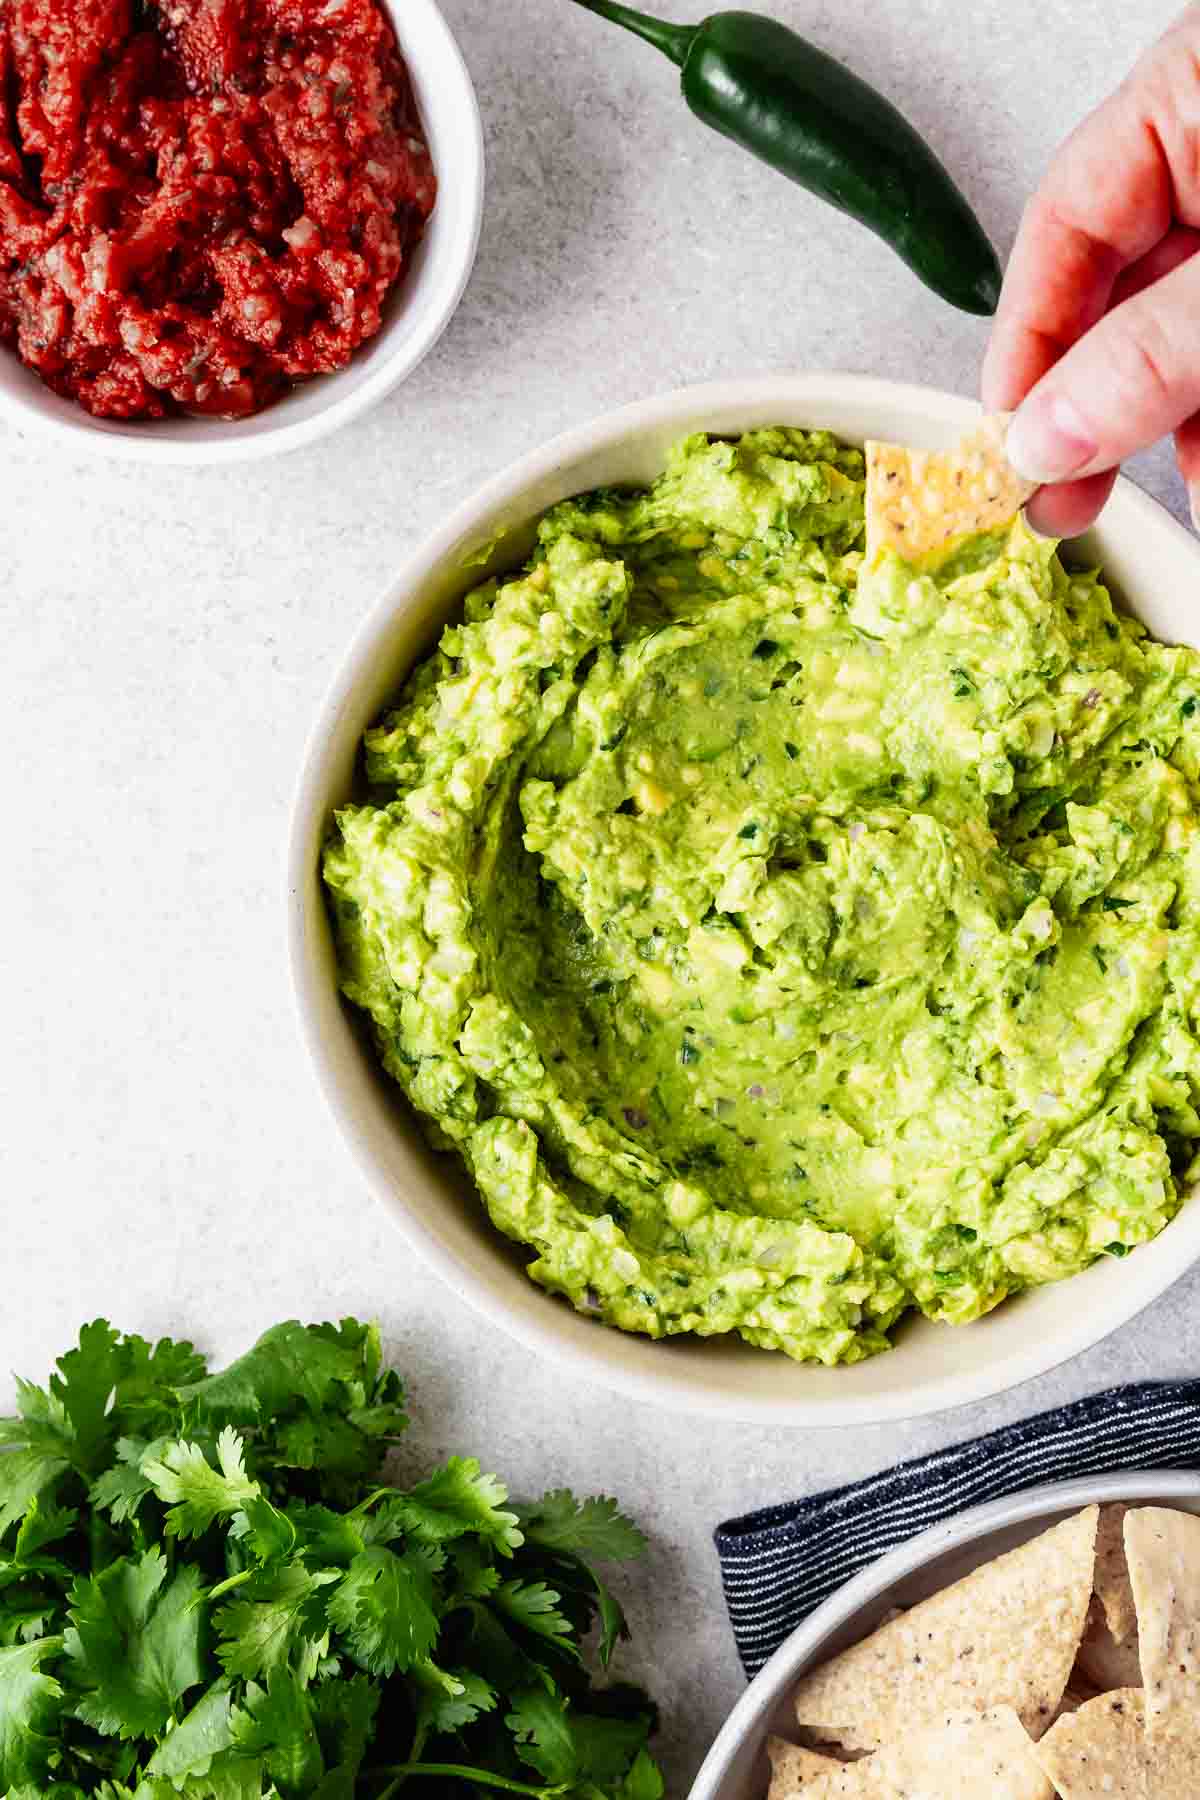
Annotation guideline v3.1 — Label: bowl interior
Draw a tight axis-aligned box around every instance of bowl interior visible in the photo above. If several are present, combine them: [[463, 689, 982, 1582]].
[[690, 1470, 1200, 1800], [290, 372, 1200, 1425], [0, 0, 482, 462]]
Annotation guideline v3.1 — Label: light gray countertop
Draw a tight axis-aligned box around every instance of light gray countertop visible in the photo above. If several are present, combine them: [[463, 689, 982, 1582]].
[[4, 0, 1196, 1790]]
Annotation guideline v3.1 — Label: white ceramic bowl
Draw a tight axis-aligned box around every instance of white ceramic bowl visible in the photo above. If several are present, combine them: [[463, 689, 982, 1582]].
[[687, 1468, 1200, 1800], [0, 0, 483, 465], [288, 371, 1200, 1425]]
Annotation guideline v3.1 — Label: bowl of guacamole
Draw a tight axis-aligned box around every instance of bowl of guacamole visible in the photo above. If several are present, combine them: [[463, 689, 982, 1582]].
[[290, 373, 1200, 1423]]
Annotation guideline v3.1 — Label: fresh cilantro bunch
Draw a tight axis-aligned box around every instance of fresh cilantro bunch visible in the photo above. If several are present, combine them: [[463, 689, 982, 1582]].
[[0, 1320, 662, 1800]]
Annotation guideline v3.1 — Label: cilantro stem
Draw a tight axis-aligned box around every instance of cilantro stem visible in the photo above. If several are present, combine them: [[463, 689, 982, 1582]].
[[204, 1568, 253, 1603], [372, 1765, 567, 1798], [349, 1484, 395, 1515]]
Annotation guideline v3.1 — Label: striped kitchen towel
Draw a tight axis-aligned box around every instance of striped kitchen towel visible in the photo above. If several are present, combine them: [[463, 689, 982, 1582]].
[[714, 1379, 1200, 1677]]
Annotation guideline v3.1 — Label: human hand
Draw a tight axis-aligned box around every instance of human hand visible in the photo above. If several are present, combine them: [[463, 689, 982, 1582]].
[[982, 4, 1200, 535]]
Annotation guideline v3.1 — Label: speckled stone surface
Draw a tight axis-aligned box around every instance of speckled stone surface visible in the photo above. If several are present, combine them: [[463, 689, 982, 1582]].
[[3, 1, 1195, 1791]]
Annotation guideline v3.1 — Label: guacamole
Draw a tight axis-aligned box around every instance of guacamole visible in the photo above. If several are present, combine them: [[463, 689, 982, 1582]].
[[324, 429, 1200, 1364]]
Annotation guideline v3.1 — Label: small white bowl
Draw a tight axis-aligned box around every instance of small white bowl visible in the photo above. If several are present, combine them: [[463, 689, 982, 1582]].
[[687, 1469, 1200, 1800], [0, 0, 483, 465], [288, 372, 1200, 1426]]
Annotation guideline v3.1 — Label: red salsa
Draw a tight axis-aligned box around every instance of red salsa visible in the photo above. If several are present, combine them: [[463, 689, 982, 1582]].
[[0, 0, 437, 418]]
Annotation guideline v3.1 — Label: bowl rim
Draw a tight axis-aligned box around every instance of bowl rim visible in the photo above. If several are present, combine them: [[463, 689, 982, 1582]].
[[685, 1466, 1200, 1800], [287, 370, 1200, 1426], [0, 0, 484, 466]]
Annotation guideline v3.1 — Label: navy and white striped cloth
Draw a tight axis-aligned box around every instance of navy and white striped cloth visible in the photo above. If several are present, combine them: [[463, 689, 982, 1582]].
[[714, 1380, 1200, 1678]]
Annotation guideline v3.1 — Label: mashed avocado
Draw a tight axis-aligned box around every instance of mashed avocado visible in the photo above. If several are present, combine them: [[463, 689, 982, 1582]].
[[324, 429, 1200, 1365]]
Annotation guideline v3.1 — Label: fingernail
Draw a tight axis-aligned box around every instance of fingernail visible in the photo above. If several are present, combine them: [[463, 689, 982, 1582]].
[[1007, 392, 1099, 485]]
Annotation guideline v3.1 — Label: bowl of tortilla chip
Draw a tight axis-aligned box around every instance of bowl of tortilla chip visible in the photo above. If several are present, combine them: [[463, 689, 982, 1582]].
[[291, 370, 1200, 1424], [688, 1470, 1200, 1798]]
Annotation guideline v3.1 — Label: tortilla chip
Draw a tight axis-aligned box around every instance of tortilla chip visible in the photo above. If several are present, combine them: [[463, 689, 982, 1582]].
[[768, 1735, 843, 1796], [1075, 1504, 1141, 1689], [791, 1507, 1097, 1751], [1076, 1598, 1142, 1692], [1094, 1503, 1138, 1643], [1032, 1688, 1200, 1797], [779, 1708, 1050, 1798], [864, 413, 1036, 569], [1123, 1506, 1200, 1723]]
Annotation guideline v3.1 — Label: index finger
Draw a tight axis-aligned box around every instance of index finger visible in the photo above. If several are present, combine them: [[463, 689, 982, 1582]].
[[1019, 225, 1200, 535], [982, 39, 1182, 409]]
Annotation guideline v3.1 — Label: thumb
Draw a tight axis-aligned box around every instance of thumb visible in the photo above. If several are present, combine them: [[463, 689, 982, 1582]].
[[1006, 251, 1200, 485]]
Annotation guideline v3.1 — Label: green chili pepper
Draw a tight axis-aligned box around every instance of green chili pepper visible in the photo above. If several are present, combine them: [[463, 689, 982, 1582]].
[[569, 0, 1002, 316]]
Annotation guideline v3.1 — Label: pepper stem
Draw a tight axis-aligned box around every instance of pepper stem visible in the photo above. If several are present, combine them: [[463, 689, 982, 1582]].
[[567, 0, 696, 67]]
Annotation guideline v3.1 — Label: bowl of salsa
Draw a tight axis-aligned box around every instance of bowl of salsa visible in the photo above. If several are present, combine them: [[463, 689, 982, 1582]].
[[0, 0, 483, 462]]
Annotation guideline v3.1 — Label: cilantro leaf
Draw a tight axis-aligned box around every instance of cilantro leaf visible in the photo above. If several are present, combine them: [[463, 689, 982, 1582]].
[[507, 1687, 656, 1789], [179, 1320, 398, 1436], [399, 1457, 523, 1555], [517, 1491, 648, 1562], [12, 1494, 75, 1561], [0, 1637, 65, 1789], [50, 1320, 127, 1472], [142, 1429, 258, 1538], [112, 1335, 207, 1420], [570, 1711, 657, 1784], [460, 1603, 550, 1699], [175, 1321, 407, 1500], [541, 1559, 630, 1667], [310, 1674, 378, 1789], [178, 1321, 350, 1424], [144, 1680, 236, 1782], [492, 1579, 578, 1659], [287, 1503, 365, 1568], [618, 1748, 666, 1799], [235, 1493, 297, 1563], [505, 1686, 578, 1783], [0, 1375, 73, 1456], [326, 1546, 441, 1676], [178, 1755, 266, 1800], [230, 1669, 323, 1793], [0, 1590, 61, 1647], [63, 1550, 206, 1739], [214, 1563, 335, 1682], [410, 1660, 497, 1738], [0, 1449, 71, 1545], [444, 1540, 502, 1605], [89, 1436, 169, 1525], [274, 1410, 409, 1491], [589, 1573, 629, 1668], [354, 1495, 407, 1549]]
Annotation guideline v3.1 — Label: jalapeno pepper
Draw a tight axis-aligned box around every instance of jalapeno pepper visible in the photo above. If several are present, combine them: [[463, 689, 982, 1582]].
[[570, 0, 1002, 316]]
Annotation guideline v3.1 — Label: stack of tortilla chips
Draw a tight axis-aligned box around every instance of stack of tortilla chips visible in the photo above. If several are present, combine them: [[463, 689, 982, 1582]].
[[768, 1503, 1200, 1797]]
